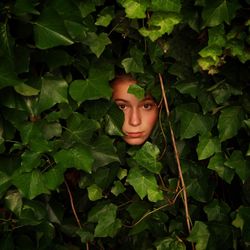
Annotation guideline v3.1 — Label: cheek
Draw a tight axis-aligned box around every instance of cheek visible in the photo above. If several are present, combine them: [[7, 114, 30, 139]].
[[144, 112, 158, 129]]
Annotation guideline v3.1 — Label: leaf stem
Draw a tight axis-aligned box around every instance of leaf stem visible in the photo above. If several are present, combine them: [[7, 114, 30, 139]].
[[158, 73, 192, 234]]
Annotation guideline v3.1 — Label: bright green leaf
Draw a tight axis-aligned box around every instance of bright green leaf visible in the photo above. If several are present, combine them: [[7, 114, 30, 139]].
[[122, 47, 144, 73], [120, 0, 148, 18], [218, 106, 244, 142], [197, 135, 221, 160], [38, 76, 68, 113], [95, 7, 114, 27], [127, 167, 163, 202], [139, 13, 181, 41], [4, 190, 23, 217], [111, 180, 126, 196], [14, 83, 40, 96], [128, 84, 145, 100], [87, 184, 103, 201], [133, 142, 162, 174]]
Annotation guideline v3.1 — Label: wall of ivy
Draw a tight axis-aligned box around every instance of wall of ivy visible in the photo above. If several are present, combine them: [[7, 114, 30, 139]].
[[0, 0, 250, 249]]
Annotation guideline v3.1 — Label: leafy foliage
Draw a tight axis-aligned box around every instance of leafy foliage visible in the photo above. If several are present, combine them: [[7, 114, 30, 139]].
[[0, 0, 249, 249]]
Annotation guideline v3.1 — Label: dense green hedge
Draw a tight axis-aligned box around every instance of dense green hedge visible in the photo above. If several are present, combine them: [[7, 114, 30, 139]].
[[0, 0, 250, 249]]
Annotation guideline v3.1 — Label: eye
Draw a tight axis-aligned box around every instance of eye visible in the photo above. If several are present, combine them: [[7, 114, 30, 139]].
[[117, 103, 127, 110], [142, 102, 155, 110]]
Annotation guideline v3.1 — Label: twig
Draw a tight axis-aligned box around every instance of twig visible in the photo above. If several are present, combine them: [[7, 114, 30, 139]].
[[64, 179, 82, 229], [158, 73, 192, 234]]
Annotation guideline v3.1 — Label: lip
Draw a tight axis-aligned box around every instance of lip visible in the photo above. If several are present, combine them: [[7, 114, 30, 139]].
[[126, 132, 143, 138]]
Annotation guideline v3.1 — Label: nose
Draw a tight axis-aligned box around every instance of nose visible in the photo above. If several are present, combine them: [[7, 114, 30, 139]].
[[128, 108, 141, 126]]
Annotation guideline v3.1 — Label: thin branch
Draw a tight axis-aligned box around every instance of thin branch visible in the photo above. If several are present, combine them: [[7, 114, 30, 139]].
[[158, 73, 192, 233], [64, 179, 82, 229]]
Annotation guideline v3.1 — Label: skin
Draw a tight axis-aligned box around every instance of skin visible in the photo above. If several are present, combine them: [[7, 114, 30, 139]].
[[112, 77, 158, 145]]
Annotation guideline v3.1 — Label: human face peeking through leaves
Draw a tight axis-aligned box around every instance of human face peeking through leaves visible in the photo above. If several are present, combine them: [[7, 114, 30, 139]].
[[112, 75, 159, 145]]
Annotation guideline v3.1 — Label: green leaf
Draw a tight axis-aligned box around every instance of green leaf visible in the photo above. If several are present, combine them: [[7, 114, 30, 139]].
[[14, 83, 40, 96], [154, 236, 186, 250], [88, 203, 121, 237], [121, 47, 144, 73], [151, 0, 181, 13], [208, 24, 226, 47], [133, 142, 162, 174], [84, 32, 111, 58], [175, 105, 214, 139], [111, 180, 126, 196], [33, 7, 73, 49], [204, 199, 230, 222], [187, 221, 210, 250], [139, 13, 181, 41], [4, 190, 23, 217], [0, 62, 24, 89], [127, 167, 163, 202], [119, 0, 148, 18], [202, 0, 240, 27], [38, 76, 68, 113], [95, 6, 114, 27], [21, 151, 42, 172], [0, 171, 11, 195], [196, 135, 221, 160], [91, 135, 120, 168], [127, 84, 145, 100], [12, 170, 50, 199], [14, 0, 40, 15], [175, 80, 199, 98], [218, 106, 244, 142], [199, 45, 222, 62], [87, 184, 103, 201], [43, 166, 65, 190], [54, 146, 94, 173], [208, 153, 235, 183], [225, 150, 250, 182], [63, 113, 100, 144]]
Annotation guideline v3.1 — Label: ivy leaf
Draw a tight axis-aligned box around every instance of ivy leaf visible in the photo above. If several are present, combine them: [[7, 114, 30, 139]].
[[88, 203, 122, 237], [122, 47, 144, 73], [175, 80, 199, 98], [43, 166, 65, 190], [208, 24, 226, 47], [12, 170, 50, 199], [33, 7, 73, 49], [87, 184, 103, 201], [151, 0, 181, 13], [196, 135, 221, 160], [202, 0, 240, 27], [133, 142, 162, 174], [119, 0, 148, 19], [139, 13, 181, 41], [128, 84, 145, 100], [84, 32, 111, 58], [218, 106, 244, 142], [14, 83, 40, 96], [21, 151, 42, 172], [38, 76, 68, 113], [127, 167, 163, 202], [4, 190, 23, 217], [175, 105, 214, 139], [95, 6, 114, 27], [111, 180, 126, 196], [225, 150, 250, 182], [154, 236, 186, 250], [91, 135, 120, 169], [69, 62, 113, 103], [54, 146, 94, 173], [204, 199, 231, 222], [208, 153, 235, 184], [187, 221, 210, 250]]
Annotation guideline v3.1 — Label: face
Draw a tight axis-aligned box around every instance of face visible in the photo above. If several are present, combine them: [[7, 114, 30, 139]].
[[112, 78, 158, 145]]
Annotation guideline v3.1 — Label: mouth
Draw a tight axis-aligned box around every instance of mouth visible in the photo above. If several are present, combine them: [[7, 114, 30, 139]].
[[126, 132, 143, 138]]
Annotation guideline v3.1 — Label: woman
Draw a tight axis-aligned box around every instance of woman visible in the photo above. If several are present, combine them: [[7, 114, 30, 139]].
[[111, 74, 159, 145]]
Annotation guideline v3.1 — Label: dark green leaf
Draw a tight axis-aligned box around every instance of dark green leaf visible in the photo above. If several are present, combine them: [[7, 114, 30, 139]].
[[122, 47, 144, 73], [54, 146, 94, 173], [4, 190, 22, 216], [151, 0, 181, 13], [196, 135, 221, 160], [38, 76, 68, 113], [208, 153, 235, 184], [218, 106, 244, 142], [154, 236, 186, 250], [34, 8, 73, 49]]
